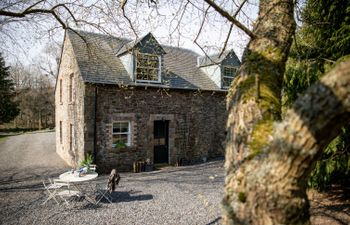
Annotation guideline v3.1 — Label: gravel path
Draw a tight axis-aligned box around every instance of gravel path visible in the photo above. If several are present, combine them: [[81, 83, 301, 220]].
[[0, 131, 225, 225], [0, 161, 226, 225], [0, 132, 348, 225], [0, 131, 67, 170]]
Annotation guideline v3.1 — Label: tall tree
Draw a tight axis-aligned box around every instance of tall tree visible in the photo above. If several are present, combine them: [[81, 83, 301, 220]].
[[0, 53, 19, 124]]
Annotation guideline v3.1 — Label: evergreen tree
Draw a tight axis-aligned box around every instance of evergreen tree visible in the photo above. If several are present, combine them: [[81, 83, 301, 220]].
[[284, 0, 350, 190], [0, 54, 19, 124]]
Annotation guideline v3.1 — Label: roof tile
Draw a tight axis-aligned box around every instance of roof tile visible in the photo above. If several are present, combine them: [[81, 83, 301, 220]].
[[67, 30, 237, 91]]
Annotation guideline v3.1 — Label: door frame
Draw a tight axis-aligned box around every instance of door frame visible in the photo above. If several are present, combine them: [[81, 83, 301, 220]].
[[153, 120, 169, 164], [148, 114, 175, 165]]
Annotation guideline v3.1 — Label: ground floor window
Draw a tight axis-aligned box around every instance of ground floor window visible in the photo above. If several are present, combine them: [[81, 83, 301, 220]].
[[112, 121, 131, 147]]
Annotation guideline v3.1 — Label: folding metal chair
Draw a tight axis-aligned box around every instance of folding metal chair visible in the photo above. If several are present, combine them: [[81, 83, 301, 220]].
[[41, 178, 69, 205], [95, 183, 113, 204], [96, 169, 120, 204], [54, 179, 80, 206], [56, 190, 81, 206]]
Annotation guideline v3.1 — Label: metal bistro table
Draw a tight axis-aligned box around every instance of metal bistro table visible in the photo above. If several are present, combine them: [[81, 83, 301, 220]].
[[59, 171, 98, 204]]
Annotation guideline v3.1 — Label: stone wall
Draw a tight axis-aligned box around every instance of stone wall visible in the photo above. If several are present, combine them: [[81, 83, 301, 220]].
[[56, 33, 228, 172], [92, 85, 227, 172], [55, 34, 86, 168]]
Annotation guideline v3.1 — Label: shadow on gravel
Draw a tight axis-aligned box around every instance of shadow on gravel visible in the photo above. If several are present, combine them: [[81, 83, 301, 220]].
[[0, 168, 66, 187], [0, 182, 43, 192], [97, 191, 153, 204]]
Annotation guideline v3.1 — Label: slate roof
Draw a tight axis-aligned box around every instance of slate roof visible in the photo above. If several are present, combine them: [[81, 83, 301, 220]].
[[67, 30, 228, 91], [116, 32, 166, 56], [197, 50, 240, 67]]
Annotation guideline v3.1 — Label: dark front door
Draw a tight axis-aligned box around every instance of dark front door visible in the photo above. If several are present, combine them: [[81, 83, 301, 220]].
[[153, 120, 169, 164]]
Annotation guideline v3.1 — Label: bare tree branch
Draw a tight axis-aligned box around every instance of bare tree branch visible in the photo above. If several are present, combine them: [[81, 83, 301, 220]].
[[23, 0, 45, 12], [0, 4, 69, 29], [193, 5, 216, 64], [219, 0, 248, 57], [1, 1, 93, 46], [204, 0, 255, 38], [121, 0, 138, 39], [170, 0, 190, 36]]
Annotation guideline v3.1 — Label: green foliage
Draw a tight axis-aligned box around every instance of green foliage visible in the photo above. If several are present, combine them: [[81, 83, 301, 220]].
[[79, 153, 93, 168], [0, 135, 7, 143], [308, 126, 350, 190], [0, 53, 19, 124], [0, 127, 41, 133], [283, 59, 321, 107], [283, 0, 350, 190], [113, 140, 126, 148], [300, 0, 350, 61]]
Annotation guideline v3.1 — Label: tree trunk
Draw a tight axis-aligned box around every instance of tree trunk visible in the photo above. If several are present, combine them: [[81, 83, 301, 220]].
[[222, 0, 350, 224]]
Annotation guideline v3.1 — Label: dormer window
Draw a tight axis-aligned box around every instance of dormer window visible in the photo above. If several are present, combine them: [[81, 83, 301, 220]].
[[135, 53, 161, 83], [222, 66, 237, 88]]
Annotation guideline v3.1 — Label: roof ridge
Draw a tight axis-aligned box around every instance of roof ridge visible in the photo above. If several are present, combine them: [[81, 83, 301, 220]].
[[68, 30, 238, 59], [162, 45, 200, 56], [70, 29, 203, 56], [68, 29, 130, 42]]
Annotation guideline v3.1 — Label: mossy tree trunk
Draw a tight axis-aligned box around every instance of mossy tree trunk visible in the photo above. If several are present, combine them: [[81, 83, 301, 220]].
[[222, 0, 350, 224]]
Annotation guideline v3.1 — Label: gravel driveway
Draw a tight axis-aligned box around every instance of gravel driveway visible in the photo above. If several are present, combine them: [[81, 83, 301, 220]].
[[0, 131, 67, 170], [0, 131, 348, 225], [0, 131, 225, 225]]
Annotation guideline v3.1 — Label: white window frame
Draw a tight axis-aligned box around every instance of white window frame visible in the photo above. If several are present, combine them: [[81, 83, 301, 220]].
[[135, 52, 161, 83], [222, 66, 237, 89], [112, 121, 131, 147]]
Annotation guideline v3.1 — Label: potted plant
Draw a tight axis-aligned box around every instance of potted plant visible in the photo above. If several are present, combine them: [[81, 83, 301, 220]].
[[113, 140, 126, 149], [79, 153, 93, 173]]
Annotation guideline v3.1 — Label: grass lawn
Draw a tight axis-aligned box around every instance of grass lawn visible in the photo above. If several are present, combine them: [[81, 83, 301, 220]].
[[0, 135, 8, 143]]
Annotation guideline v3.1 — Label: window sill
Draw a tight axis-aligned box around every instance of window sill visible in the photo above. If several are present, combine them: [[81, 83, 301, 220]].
[[110, 146, 133, 153], [112, 144, 131, 148], [68, 102, 75, 105], [59, 102, 63, 105]]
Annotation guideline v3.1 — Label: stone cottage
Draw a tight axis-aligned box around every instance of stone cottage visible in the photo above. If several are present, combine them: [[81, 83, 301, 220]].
[[55, 30, 240, 172]]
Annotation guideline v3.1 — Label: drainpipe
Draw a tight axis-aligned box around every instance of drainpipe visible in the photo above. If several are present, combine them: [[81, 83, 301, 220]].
[[93, 85, 98, 164]]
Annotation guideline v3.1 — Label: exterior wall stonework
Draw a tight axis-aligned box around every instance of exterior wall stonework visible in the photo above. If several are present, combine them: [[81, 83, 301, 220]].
[[92, 86, 227, 172], [55, 35, 86, 167]]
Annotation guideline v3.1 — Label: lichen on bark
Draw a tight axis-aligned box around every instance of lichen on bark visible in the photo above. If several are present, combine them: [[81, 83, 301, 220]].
[[222, 0, 297, 224], [249, 118, 274, 157]]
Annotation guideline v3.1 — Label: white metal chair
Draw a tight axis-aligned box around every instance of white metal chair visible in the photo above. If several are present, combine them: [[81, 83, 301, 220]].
[[56, 190, 81, 206], [95, 183, 113, 204], [54, 179, 81, 206], [42, 178, 69, 205], [96, 169, 120, 204], [89, 164, 97, 172]]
